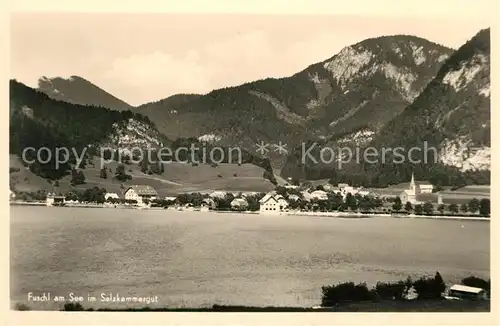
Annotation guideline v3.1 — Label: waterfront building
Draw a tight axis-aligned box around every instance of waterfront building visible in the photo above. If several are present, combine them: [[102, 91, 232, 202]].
[[399, 173, 435, 204], [259, 193, 289, 214], [104, 193, 120, 201], [124, 185, 158, 204], [46, 193, 65, 206], [230, 197, 249, 211]]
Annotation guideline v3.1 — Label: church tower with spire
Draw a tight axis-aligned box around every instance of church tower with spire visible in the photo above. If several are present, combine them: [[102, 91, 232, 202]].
[[409, 172, 421, 196], [400, 172, 419, 205], [410, 172, 416, 192]]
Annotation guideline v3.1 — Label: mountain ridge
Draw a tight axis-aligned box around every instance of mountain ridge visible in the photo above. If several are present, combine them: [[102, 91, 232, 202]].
[[9, 79, 165, 180], [125, 34, 453, 166], [280, 28, 490, 188], [37, 75, 133, 111], [16, 31, 491, 189]]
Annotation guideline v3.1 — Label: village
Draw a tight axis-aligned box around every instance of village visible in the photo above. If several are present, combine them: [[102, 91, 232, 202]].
[[10, 173, 490, 219]]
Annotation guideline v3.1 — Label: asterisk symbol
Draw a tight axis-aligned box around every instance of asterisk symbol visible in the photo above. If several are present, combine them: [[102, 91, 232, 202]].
[[274, 141, 288, 155], [255, 141, 270, 155]]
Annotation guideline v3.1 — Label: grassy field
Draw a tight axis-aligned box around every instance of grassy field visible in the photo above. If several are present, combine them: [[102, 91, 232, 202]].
[[10, 153, 490, 200], [9, 155, 50, 192], [9, 155, 275, 196]]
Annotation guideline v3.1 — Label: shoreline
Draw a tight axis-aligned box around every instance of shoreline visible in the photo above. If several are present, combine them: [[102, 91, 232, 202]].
[[10, 201, 490, 221], [13, 300, 491, 312], [286, 211, 489, 221]]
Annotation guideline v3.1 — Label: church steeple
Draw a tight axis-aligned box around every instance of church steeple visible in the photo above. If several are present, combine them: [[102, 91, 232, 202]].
[[410, 172, 416, 192]]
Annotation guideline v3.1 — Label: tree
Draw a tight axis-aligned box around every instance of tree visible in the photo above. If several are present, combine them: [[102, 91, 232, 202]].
[[392, 196, 402, 211], [358, 196, 372, 211], [78, 187, 106, 203], [116, 164, 125, 175], [448, 203, 459, 214], [100, 167, 107, 179], [115, 164, 132, 182], [479, 198, 490, 216], [434, 271, 446, 295], [345, 193, 358, 211], [374, 281, 408, 300], [437, 204, 445, 215], [414, 204, 423, 215], [246, 195, 260, 211], [140, 155, 149, 173], [275, 186, 288, 198], [468, 198, 480, 214], [412, 271, 446, 300], [78, 170, 85, 184], [263, 170, 277, 185], [70, 168, 85, 185], [404, 201, 413, 212], [461, 276, 490, 294], [423, 202, 434, 215], [460, 203, 468, 213], [326, 193, 344, 211], [321, 282, 375, 306]]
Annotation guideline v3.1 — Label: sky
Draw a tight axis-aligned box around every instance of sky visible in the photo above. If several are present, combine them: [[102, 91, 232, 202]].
[[10, 12, 491, 106]]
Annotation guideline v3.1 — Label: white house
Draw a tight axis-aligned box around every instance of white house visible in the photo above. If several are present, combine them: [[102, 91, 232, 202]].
[[310, 190, 328, 201], [448, 284, 488, 300], [46, 193, 65, 206], [357, 189, 370, 197], [419, 184, 434, 194], [10, 190, 15, 201], [335, 183, 357, 198], [300, 191, 312, 202], [124, 185, 158, 204], [202, 198, 217, 210], [259, 193, 289, 214], [104, 192, 120, 201], [230, 197, 248, 211], [209, 191, 227, 199]]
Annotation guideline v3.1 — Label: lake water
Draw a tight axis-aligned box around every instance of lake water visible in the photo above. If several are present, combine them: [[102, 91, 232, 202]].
[[10, 206, 490, 310]]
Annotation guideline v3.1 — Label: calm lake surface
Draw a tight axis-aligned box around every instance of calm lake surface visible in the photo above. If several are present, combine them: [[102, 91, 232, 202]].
[[10, 206, 490, 309]]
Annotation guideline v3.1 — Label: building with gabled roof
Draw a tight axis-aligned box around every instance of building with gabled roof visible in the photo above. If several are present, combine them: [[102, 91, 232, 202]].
[[399, 173, 436, 204], [310, 190, 328, 201], [105, 192, 120, 201], [230, 197, 248, 211], [209, 191, 227, 199], [46, 192, 65, 206], [448, 284, 488, 300], [124, 185, 158, 204], [202, 197, 216, 210], [259, 192, 289, 214]]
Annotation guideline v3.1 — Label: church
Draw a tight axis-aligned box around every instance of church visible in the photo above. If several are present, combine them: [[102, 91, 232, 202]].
[[399, 173, 437, 205]]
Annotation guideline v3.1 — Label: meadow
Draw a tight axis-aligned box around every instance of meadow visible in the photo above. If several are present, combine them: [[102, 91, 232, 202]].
[[10, 155, 275, 196]]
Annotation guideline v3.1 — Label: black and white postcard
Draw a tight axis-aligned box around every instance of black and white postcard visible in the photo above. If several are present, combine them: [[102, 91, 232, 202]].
[[3, 0, 496, 325]]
